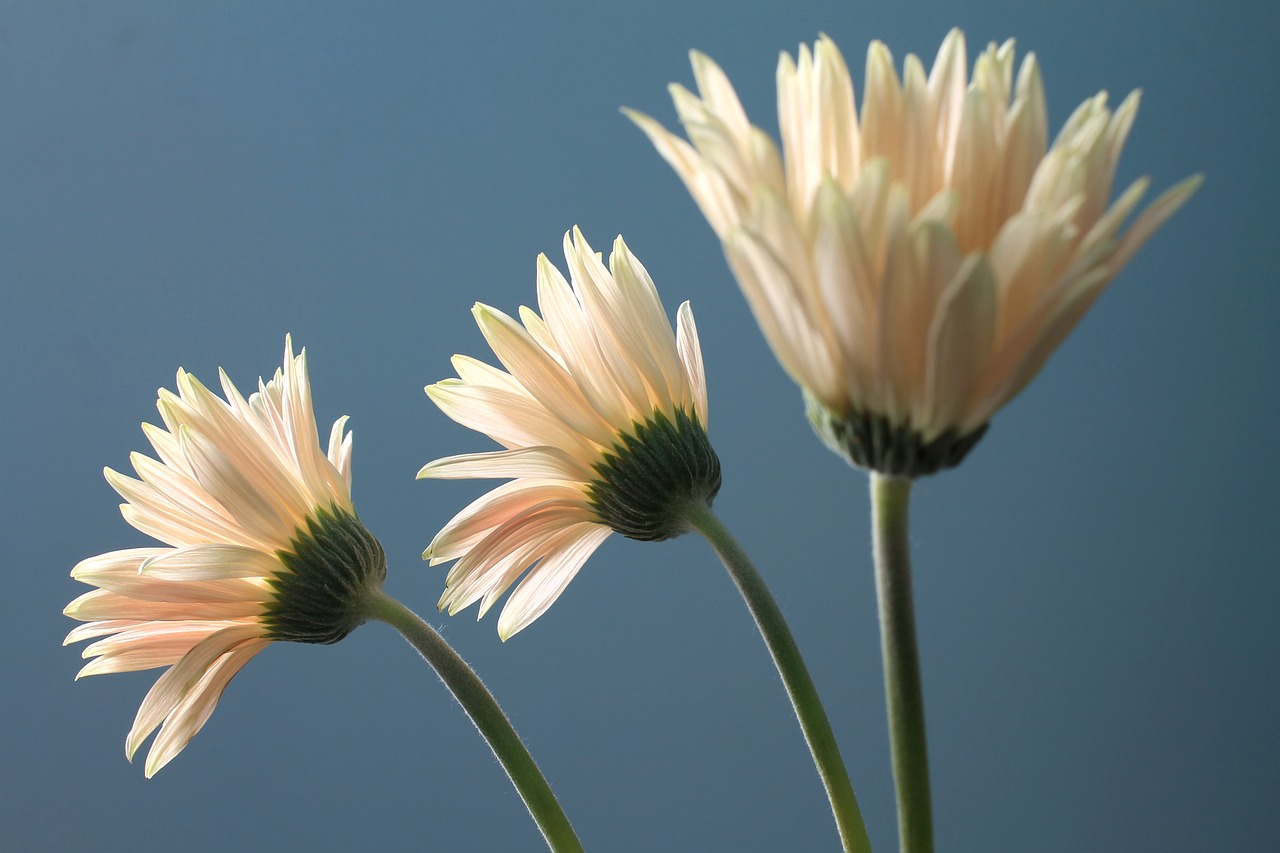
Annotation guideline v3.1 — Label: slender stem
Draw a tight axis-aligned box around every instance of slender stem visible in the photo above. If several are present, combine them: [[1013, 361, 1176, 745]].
[[363, 590, 585, 853], [682, 501, 873, 853], [870, 474, 932, 853]]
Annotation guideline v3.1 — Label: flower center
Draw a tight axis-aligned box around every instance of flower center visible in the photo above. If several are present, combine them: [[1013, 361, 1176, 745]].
[[586, 408, 722, 541]]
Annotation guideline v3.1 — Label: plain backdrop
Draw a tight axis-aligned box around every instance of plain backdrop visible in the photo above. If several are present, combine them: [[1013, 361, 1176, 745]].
[[2, 2, 1276, 851]]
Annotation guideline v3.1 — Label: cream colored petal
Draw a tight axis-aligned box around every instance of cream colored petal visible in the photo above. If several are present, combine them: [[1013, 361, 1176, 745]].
[[535, 252, 630, 426], [426, 381, 599, 460], [980, 265, 1113, 417], [951, 88, 998, 250], [606, 233, 688, 407], [723, 226, 842, 406], [78, 621, 236, 677], [518, 305, 567, 370], [143, 637, 268, 777], [874, 193, 934, 422], [671, 85, 756, 200], [65, 619, 143, 646], [860, 40, 903, 168], [923, 254, 998, 438], [439, 504, 600, 614], [1076, 177, 1149, 259], [67, 568, 267, 604], [563, 231, 666, 417], [64, 589, 264, 622], [138, 545, 281, 581], [1102, 91, 1141, 196], [197, 357, 333, 520], [971, 39, 1015, 132], [126, 623, 265, 763], [473, 304, 616, 446], [141, 418, 191, 477], [327, 415, 353, 495], [996, 58, 1048, 224], [109, 462, 260, 550], [425, 480, 591, 564], [445, 534, 550, 618], [675, 302, 709, 427], [848, 158, 894, 272], [178, 426, 298, 547], [988, 208, 1081, 341], [928, 28, 968, 179], [1106, 174, 1203, 274], [814, 35, 860, 189], [417, 446, 595, 483], [497, 525, 612, 640], [71, 548, 169, 579], [777, 49, 813, 214], [625, 108, 744, 237], [279, 345, 331, 508], [811, 181, 879, 405], [449, 354, 526, 394], [898, 54, 934, 210], [121, 453, 232, 527], [118, 503, 272, 553], [690, 50, 752, 141]]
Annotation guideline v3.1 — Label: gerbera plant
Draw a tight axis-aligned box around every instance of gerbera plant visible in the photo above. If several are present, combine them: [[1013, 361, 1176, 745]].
[[630, 29, 1200, 852], [420, 227, 872, 852], [65, 338, 583, 852]]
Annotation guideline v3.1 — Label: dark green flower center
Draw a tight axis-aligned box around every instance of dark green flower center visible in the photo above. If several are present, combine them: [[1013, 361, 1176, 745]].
[[586, 408, 722, 541], [263, 505, 386, 644], [805, 391, 988, 478]]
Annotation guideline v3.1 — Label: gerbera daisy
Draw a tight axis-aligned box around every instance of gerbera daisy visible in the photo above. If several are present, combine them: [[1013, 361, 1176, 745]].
[[629, 29, 1201, 476], [419, 227, 719, 639], [64, 338, 385, 776]]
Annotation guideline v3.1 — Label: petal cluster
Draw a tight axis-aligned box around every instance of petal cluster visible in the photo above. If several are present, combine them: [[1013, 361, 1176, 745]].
[[630, 29, 1200, 470], [64, 338, 369, 776], [420, 228, 714, 639]]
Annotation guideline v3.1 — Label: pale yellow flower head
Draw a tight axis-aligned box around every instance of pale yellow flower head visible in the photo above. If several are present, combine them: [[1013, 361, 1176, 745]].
[[420, 228, 719, 639], [64, 338, 385, 776], [629, 29, 1201, 476]]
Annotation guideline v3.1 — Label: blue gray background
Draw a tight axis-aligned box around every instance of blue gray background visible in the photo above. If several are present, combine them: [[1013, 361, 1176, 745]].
[[2, 2, 1275, 851]]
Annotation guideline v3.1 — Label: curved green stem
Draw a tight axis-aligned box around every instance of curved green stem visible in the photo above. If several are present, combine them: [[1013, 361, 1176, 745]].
[[363, 590, 585, 853], [870, 474, 932, 853], [682, 501, 873, 853]]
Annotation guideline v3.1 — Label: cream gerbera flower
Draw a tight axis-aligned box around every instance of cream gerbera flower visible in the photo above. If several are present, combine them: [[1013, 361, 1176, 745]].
[[420, 227, 719, 639], [64, 338, 385, 777], [629, 29, 1201, 476]]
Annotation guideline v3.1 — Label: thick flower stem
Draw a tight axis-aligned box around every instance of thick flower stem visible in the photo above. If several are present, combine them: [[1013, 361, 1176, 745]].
[[364, 590, 585, 853], [870, 474, 932, 853], [682, 501, 872, 853]]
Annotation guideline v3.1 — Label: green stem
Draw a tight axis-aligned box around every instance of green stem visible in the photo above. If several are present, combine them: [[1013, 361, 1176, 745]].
[[363, 590, 585, 853], [682, 501, 873, 853], [870, 473, 932, 853]]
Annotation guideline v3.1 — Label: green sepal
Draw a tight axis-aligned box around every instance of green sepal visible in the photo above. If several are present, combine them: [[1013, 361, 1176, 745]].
[[805, 390, 988, 478], [263, 505, 386, 644], [586, 408, 721, 541]]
